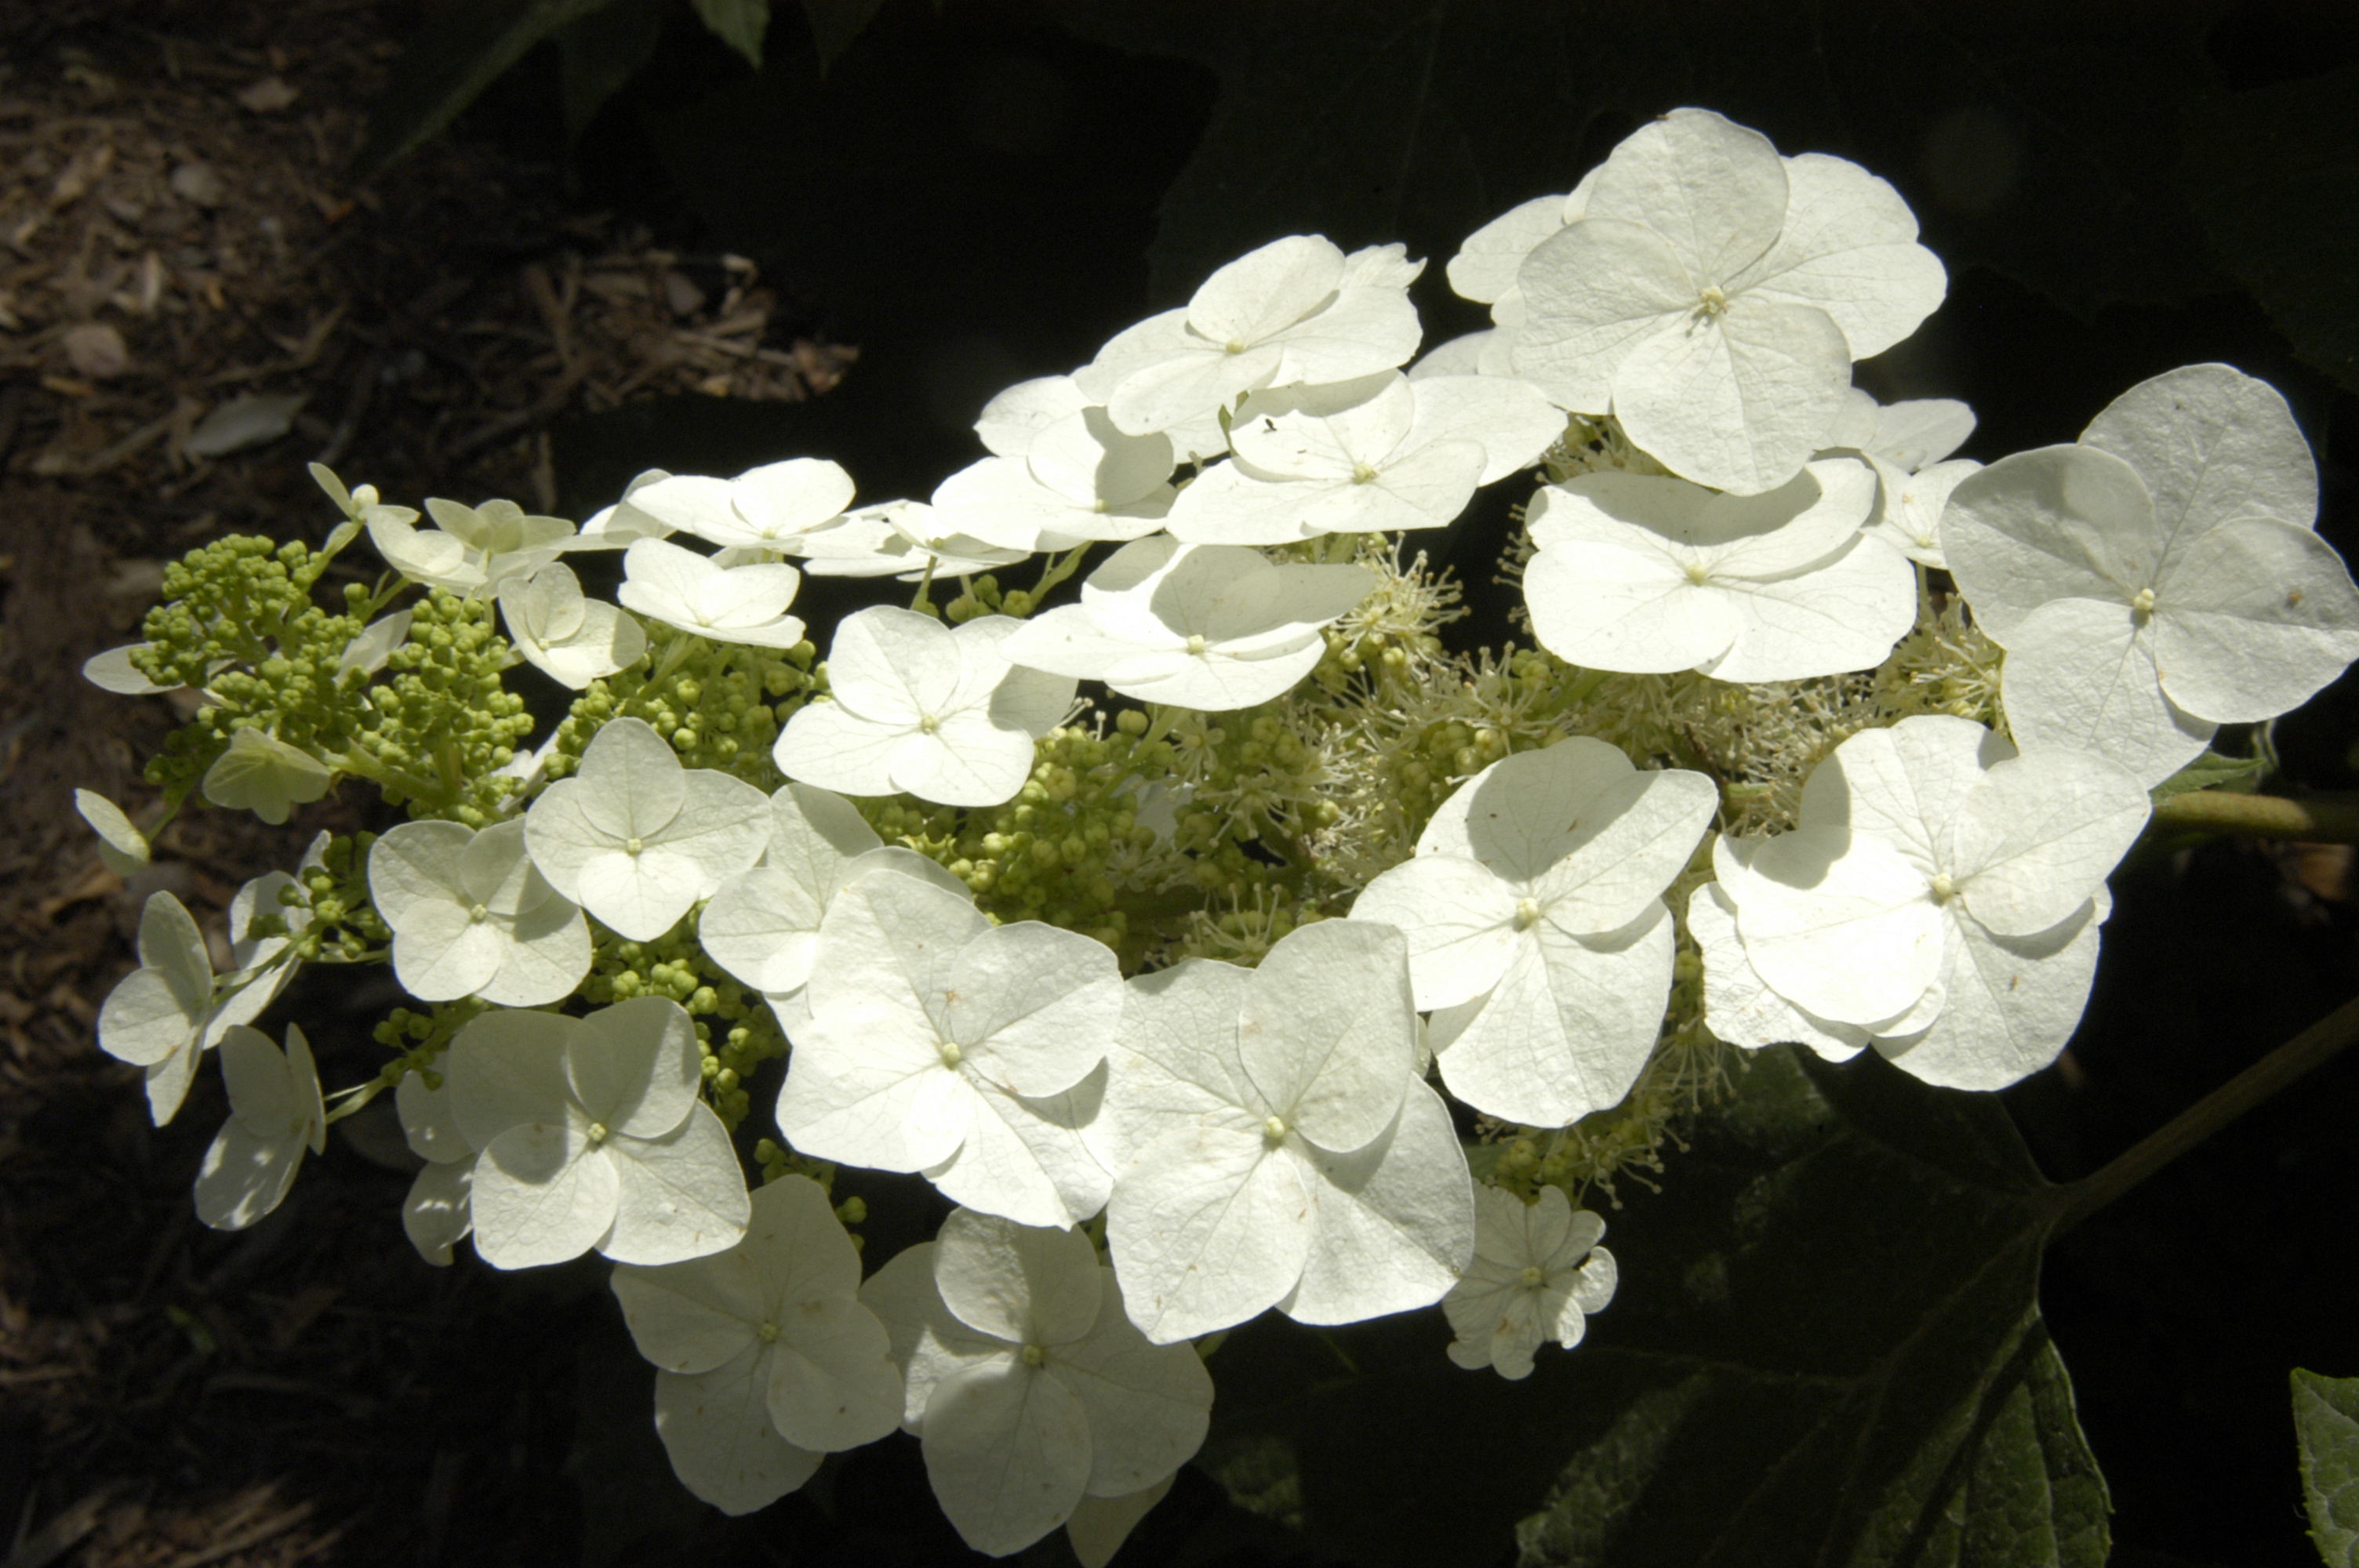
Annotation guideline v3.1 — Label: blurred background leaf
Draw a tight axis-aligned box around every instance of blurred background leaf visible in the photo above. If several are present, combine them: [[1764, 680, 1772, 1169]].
[[2293, 1370, 2359, 1567], [1193, 1050, 2103, 1568], [2184, 62, 2359, 396], [351, 0, 618, 181]]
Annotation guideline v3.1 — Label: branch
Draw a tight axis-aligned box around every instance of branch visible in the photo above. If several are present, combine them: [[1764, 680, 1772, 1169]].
[[2044, 993, 2359, 1236], [2149, 789, 2359, 843]]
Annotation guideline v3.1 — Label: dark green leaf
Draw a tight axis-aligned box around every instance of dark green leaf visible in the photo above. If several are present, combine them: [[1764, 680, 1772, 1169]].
[[351, 0, 620, 182], [798, 0, 888, 74], [1194, 1050, 2106, 1568], [2150, 749, 2266, 804], [558, 0, 667, 140], [692, 0, 772, 69], [2183, 65, 2359, 396], [2294, 1369, 2359, 1566]]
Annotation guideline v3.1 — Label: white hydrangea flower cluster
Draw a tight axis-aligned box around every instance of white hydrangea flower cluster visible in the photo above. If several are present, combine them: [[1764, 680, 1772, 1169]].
[[80, 104, 2359, 1559]]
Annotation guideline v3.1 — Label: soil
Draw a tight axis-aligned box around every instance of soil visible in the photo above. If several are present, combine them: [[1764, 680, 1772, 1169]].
[[0, 5, 851, 1563]]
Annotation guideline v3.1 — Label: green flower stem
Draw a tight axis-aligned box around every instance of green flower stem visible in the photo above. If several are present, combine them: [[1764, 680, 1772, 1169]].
[[649, 630, 703, 688], [335, 746, 449, 808], [323, 1078, 387, 1124], [2045, 992, 2359, 1236], [1030, 543, 1092, 602], [2150, 789, 2359, 843]]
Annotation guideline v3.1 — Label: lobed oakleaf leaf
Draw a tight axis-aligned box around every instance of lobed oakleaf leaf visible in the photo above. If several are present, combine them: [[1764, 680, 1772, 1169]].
[[1190, 1048, 2106, 1568]]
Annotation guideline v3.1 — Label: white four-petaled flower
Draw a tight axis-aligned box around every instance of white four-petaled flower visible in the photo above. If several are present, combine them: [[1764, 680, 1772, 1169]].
[[496, 562, 647, 688], [774, 608, 1076, 808], [619, 457, 856, 554], [524, 717, 772, 941], [1167, 371, 1563, 546], [369, 817, 591, 1006], [1096, 920, 1474, 1344], [931, 405, 1178, 554], [442, 997, 751, 1269], [999, 535, 1375, 712], [202, 727, 333, 825], [611, 1175, 903, 1515], [776, 870, 1121, 1229], [1511, 107, 1946, 495], [1077, 235, 1424, 438], [366, 495, 575, 596], [1943, 363, 2359, 786], [860, 1209, 1213, 1558], [1523, 457, 1907, 681], [194, 1022, 325, 1230], [1707, 714, 2149, 1088], [617, 538, 809, 649], [98, 874, 312, 1125], [1352, 739, 1717, 1127]]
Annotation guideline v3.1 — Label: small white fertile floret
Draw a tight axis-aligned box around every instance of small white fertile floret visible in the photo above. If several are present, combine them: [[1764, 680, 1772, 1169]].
[[1943, 363, 2359, 786], [194, 1023, 325, 1230], [1000, 535, 1375, 712], [1443, 1185, 1617, 1380], [773, 608, 1076, 808], [1522, 458, 1908, 680], [1512, 108, 1946, 495], [524, 717, 772, 941], [860, 1210, 1213, 1557]]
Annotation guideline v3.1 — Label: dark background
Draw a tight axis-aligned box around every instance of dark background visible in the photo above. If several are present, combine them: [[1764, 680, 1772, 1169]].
[[5, 0, 2357, 1563]]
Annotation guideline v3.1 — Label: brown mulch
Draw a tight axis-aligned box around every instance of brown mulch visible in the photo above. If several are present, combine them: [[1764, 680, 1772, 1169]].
[[0, 5, 852, 1563]]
